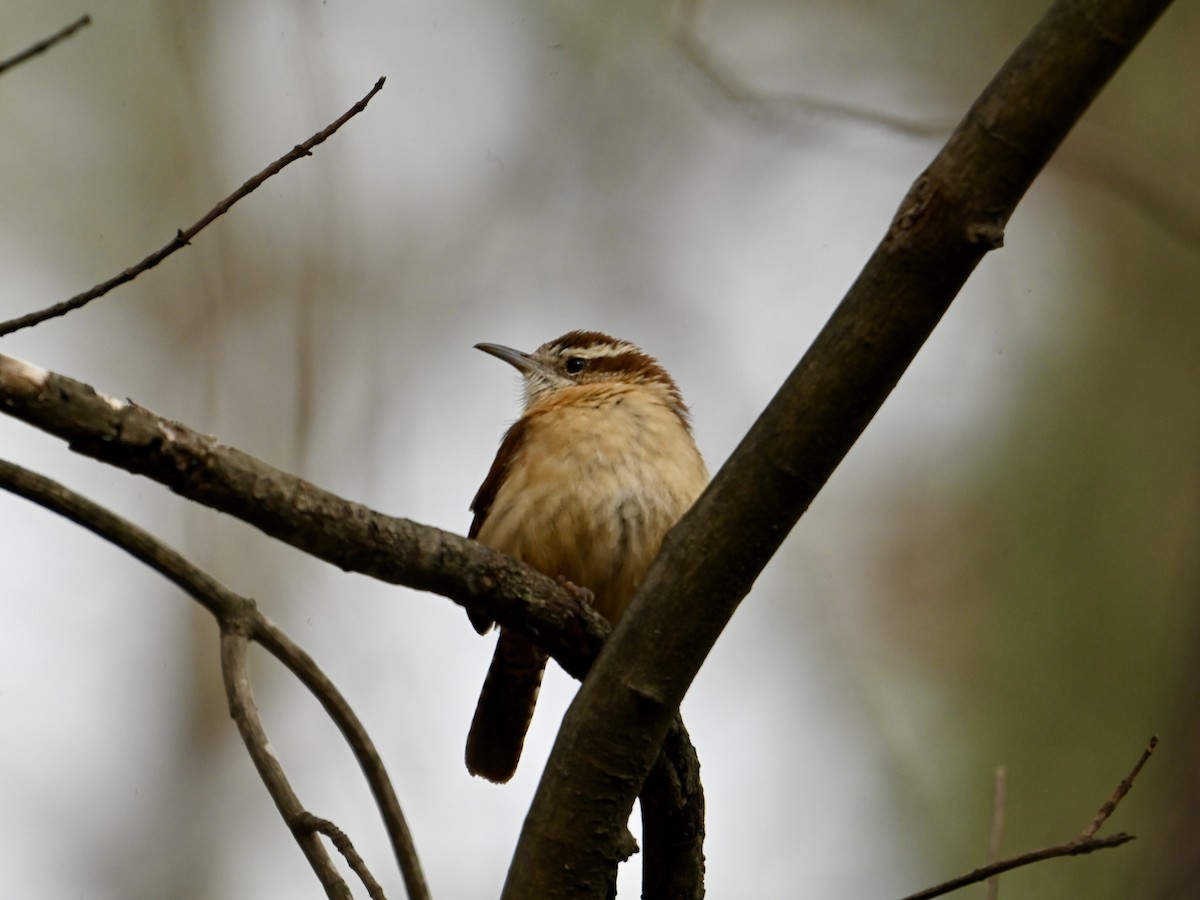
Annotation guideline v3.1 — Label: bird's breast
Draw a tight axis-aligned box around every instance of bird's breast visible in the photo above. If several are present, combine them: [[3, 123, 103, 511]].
[[474, 387, 707, 622]]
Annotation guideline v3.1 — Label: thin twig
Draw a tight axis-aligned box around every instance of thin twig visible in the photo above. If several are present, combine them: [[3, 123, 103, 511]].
[[0, 75, 385, 337], [902, 834, 1135, 900], [256, 617, 432, 900], [0, 457, 429, 900], [0, 14, 91, 77], [901, 738, 1158, 900], [0, 456, 245, 620], [297, 812, 388, 900], [221, 630, 354, 900], [1080, 735, 1157, 840], [984, 765, 1007, 900]]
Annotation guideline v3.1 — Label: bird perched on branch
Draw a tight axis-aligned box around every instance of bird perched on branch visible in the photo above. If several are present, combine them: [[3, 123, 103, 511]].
[[465, 330, 708, 783]]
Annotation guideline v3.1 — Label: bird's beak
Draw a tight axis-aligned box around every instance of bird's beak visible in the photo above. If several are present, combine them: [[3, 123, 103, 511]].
[[475, 342, 556, 382]]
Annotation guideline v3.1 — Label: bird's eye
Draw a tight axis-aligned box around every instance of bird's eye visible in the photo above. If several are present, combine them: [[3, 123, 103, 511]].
[[565, 356, 588, 374]]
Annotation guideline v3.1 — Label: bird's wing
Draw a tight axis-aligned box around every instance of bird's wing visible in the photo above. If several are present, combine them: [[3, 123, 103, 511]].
[[469, 416, 530, 540]]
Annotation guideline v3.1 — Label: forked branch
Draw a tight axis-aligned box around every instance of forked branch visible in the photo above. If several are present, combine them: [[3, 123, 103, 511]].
[[221, 630, 356, 900], [0, 354, 703, 893], [0, 458, 430, 900], [296, 813, 388, 900], [902, 737, 1158, 900]]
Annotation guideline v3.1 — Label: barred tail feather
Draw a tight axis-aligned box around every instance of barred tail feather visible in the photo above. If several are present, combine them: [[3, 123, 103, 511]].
[[465, 629, 548, 783]]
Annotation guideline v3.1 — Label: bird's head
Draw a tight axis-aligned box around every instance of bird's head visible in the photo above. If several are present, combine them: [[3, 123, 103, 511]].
[[475, 330, 689, 421]]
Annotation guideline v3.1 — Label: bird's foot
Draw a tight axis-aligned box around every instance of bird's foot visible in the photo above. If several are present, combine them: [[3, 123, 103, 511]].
[[556, 575, 595, 609]]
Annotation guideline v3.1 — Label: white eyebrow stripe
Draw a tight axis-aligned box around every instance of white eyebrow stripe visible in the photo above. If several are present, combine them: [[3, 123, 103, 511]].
[[578, 341, 636, 358]]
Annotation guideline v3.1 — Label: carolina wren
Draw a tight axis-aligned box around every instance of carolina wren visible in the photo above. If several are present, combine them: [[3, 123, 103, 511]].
[[465, 330, 708, 783]]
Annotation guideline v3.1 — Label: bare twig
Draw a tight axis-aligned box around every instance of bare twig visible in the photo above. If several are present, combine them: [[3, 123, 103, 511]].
[[0, 14, 91, 77], [221, 630, 354, 900], [901, 738, 1158, 900], [0, 457, 430, 900], [902, 834, 1134, 900], [297, 813, 388, 900], [255, 617, 431, 900], [0, 75, 385, 337], [984, 765, 1007, 900], [1080, 734, 1158, 840]]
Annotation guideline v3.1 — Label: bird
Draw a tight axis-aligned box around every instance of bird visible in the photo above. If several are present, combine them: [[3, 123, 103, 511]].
[[465, 330, 709, 783]]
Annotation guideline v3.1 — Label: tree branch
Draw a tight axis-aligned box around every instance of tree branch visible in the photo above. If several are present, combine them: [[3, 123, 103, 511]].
[[295, 812, 388, 900], [254, 614, 430, 900], [640, 720, 706, 899], [0, 458, 430, 900], [0, 354, 609, 673], [0, 357, 703, 892], [1081, 735, 1157, 840], [905, 834, 1134, 900], [0, 14, 91, 77], [502, 0, 1176, 895], [900, 737, 1157, 900], [0, 355, 700, 897], [0, 76, 385, 337], [220, 629, 355, 900]]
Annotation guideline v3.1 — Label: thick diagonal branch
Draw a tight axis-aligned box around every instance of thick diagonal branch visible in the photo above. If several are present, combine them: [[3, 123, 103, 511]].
[[503, 0, 1176, 896]]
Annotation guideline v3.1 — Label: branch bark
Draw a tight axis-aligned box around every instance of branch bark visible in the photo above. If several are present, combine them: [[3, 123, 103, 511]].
[[296, 813, 388, 900], [0, 355, 704, 892], [640, 720, 706, 899], [0, 458, 430, 900], [502, 0, 1176, 895], [220, 630, 356, 900], [0, 354, 609, 670]]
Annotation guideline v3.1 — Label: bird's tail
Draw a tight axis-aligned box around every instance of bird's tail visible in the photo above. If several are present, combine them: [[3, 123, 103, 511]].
[[465, 628, 548, 783]]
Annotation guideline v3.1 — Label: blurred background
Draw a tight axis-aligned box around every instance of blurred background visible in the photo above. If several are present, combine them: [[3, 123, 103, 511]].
[[2, 0, 1197, 897]]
